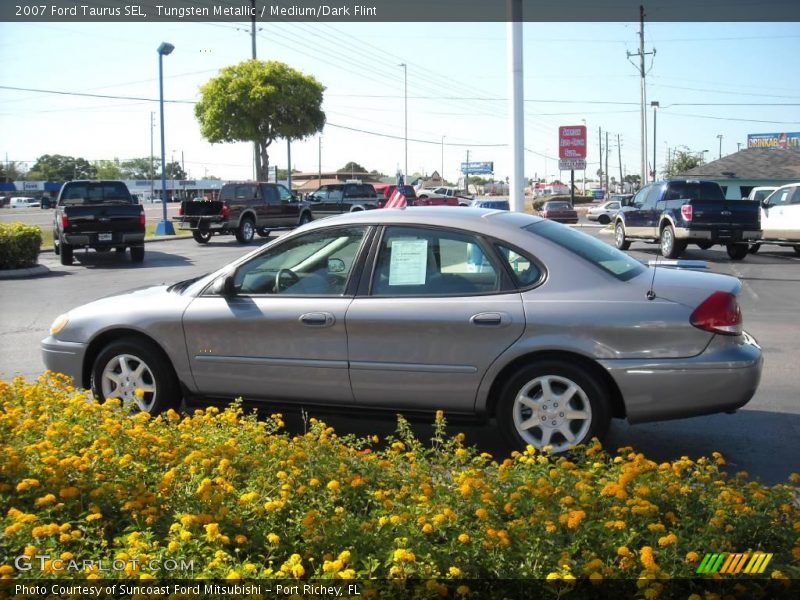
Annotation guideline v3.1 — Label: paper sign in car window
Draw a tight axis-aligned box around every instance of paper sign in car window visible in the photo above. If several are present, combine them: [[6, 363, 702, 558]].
[[389, 239, 428, 285]]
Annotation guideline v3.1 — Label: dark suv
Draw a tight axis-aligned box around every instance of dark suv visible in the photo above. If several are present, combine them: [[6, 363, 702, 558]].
[[306, 183, 378, 217], [175, 182, 313, 244]]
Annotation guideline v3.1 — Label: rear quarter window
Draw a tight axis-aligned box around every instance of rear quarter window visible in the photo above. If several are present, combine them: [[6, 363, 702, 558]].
[[60, 182, 132, 204]]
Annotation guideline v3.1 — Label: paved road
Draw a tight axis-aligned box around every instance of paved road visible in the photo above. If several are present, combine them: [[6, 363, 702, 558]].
[[1, 230, 798, 484]]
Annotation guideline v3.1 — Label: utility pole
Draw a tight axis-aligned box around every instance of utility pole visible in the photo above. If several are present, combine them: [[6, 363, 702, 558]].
[[598, 127, 603, 190], [150, 111, 155, 202], [605, 130, 609, 193], [627, 5, 655, 185], [507, 0, 525, 213], [318, 137, 322, 187], [465, 149, 470, 195], [617, 134, 623, 191], [251, 0, 258, 180], [651, 101, 659, 180], [399, 63, 408, 182], [717, 134, 723, 159]]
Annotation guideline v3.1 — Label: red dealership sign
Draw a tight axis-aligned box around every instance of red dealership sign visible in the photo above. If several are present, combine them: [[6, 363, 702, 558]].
[[559, 125, 587, 159]]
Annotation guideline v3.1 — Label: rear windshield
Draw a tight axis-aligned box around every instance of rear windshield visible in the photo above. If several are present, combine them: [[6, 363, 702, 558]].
[[662, 182, 724, 201], [525, 220, 646, 282], [59, 182, 133, 205], [545, 201, 571, 210]]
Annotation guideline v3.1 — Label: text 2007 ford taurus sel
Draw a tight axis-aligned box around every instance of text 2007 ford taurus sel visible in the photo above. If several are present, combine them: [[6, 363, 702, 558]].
[[42, 207, 762, 452]]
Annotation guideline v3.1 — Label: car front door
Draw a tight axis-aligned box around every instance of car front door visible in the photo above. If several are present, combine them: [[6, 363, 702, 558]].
[[621, 186, 650, 235], [761, 186, 796, 240], [182, 225, 371, 403], [276, 184, 298, 225], [345, 225, 526, 412]]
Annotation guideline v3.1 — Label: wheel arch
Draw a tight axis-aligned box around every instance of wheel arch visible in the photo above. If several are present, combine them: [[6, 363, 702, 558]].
[[82, 328, 179, 391], [659, 215, 677, 233], [484, 350, 626, 420], [238, 209, 257, 225]]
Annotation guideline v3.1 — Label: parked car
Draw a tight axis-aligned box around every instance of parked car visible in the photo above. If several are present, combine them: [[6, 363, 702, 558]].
[[9, 196, 40, 209], [53, 181, 145, 266], [471, 199, 510, 210], [748, 182, 800, 255], [417, 186, 471, 206], [42, 208, 762, 453], [587, 200, 622, 224], [613, 180, 762, 260], [609, 193, 634, 206], [539, 200, 578, 224], [174, 182, 313, 245], [743, 186, 778, 203], [306, 183, 379, 217]]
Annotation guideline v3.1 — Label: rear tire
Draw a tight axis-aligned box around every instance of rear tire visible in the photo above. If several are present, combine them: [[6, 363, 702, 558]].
[[748, 243, 761, 254], [130, 246, 145, 263], [794, 246, 800, 256], [298, 212, 312, 226], [696, 241, 713, 250], [614, 221, 631, 250], [726, 243, 748, 261], [660, 224, 686, 259], [497, 360, 610, 453], [598, 215, 610, 225], [53, 232, 60, 256], [115, 247, 126, 253], [60, 243, 73, 265], [193, 230, 212, 244], [91, 337, 180, 415], [256, 228, 270, 238], [235, 217, 255, 244]]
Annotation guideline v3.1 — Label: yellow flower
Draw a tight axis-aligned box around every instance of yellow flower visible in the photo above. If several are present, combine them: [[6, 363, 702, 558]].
[[546, 572, 561, 580], [657, 533, 677, 547], [267, 532, 280, 544], [640, 546, 656, 569], [327, 480, 340, 491], [458, 533, 470, 544], [448, 566, 462, 577], [475, 508, 488, 519], [617, 546, 631, 557]]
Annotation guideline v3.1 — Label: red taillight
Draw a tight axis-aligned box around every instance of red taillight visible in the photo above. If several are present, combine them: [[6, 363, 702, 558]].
[[178, 204, 183, 216], [681, 204, 693, 221], [139, 212, 146, 226], [60, 214, 69, 229], [221, 205, 230, 219], [690, 291, 742, 336]]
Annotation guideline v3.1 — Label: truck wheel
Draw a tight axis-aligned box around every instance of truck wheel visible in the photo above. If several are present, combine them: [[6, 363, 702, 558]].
[[748, 243, 761, 254], [53, 231, 60, 255], [60, 244, 73, 266], [726, 243, 748, 261], [193, 231, 212, 244], [614, 222, 631, 250], [660, 224, 686, 259], [235, 217, 255, 244], [91, 337, 180, 416], [130, 246, 145, 263], [298, 212, 312, 226], [497, 360, 610, 453], [696, 242, 713, 250], [793, 246, 800, 256], [256, 228, 270, 238]]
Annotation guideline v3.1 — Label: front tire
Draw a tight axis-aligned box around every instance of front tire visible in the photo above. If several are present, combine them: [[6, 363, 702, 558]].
[[794, 245, 800, 256], [748, 243, 761, 254], [298, 212, 312, 226], [91, 337, 180, 415], [696, 241, 713, 250], [256, 228, 270, 238], [235, 217, 255, 244], [60, 243, 73, 265], [53, 231, 60, 255], [614, 221, 631, 250], [193, 230, 212, 244], [497, 360, 610, 453], [726, 243, 749, 261]]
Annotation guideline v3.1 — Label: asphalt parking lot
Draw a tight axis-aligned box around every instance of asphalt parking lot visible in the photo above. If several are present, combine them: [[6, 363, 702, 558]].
[[1, 227, 798, 484]]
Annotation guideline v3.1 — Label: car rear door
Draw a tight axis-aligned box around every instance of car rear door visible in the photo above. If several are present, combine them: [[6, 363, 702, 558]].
[[345, 225, 525, 412]]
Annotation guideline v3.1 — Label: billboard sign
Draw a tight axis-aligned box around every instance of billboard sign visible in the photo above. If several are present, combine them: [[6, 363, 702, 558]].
[[559, 125, 587, 159], [747, 132, 800, 149], [461, 161, 494, 174], [558, 159, 586, 171]]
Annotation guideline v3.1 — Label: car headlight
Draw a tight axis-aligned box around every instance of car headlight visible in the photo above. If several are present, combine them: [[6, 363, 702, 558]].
[[50, 314, 69, 335]]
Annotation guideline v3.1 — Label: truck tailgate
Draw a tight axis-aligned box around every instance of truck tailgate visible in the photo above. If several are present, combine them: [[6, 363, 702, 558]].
[[690, 199, 760, 228], [63, 204, 143, 233], [181, 200, 224, 216]]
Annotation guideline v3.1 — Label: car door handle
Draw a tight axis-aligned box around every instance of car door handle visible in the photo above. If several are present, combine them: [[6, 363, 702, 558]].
[[470, 312, 505, 327], [299, 312, 335, 327]]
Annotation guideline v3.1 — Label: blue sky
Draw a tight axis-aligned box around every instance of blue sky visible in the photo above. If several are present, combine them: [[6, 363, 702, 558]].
[[1, 20, 798, 183]]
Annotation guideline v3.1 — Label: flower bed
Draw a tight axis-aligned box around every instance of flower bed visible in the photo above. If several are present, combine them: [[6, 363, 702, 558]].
[[1, 374, 798, 586]]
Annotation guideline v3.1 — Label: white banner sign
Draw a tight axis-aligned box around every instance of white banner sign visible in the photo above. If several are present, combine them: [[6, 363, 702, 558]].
[[558, 159, 586, 170]]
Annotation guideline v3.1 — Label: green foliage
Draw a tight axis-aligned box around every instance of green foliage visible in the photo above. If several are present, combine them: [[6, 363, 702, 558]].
[[338, 161, 368, 174], [0, 161, 26, 182], [0, 223, 42, 269], [195, 60, 326, 182], [92, 159, 123, 180], [27, 155, 95, 181], [120, 158, 157, 180], [665, 147, 704, 178]]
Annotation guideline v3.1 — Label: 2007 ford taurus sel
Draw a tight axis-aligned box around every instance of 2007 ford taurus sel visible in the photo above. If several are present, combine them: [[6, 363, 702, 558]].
[[42, 207, 762, 452]]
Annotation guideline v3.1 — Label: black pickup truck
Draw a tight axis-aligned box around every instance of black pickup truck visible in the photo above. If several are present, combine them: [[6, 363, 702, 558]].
[[53, 180, 145, 266], [613, 180, 761, 260], [175, 182, 313, 244], [305, 183, 379, 217]]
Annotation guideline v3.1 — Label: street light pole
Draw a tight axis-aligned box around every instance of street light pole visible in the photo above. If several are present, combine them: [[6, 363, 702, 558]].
[[650, 101, 659, 180], [717, 134, 723, 159], [156, 42, 175, 236], [399, 63, 407, 182], [441, 135, 445, 182]]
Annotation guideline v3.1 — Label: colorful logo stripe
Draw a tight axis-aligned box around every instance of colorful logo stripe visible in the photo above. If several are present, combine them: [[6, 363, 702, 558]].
[[696, 552, 773, 575]]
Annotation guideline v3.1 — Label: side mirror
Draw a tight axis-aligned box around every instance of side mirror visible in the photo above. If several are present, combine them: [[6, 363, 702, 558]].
[[761, 200, 769, 209], [211, 273, 237, 296]]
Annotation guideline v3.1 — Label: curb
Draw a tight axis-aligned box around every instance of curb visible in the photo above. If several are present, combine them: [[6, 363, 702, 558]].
[[38, 234, 194, 254], [0, 264, 50, 280]]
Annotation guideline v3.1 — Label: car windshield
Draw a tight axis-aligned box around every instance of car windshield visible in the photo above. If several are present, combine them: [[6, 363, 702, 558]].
[[60, 182, 133, 205], [525, 220, 646, 282]]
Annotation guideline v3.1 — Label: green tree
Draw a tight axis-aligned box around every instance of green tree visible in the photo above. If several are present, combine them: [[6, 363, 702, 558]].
[[0, 161, 25, 182], [195, 60, 325, 182], [93, 159, 123, 179], [27, 155, 95, 181], [120, 158, 158, 179], [664, 147, 704, 178], [163, 161, 187, 181], [338, 161, 368, 174]]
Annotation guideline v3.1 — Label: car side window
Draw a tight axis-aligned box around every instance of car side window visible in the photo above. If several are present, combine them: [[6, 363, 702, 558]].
[[231, 226, 368, 296], [768, 188, 791, 207], [329, 188, 344, 201], [496, 244, 541, 288], [788, 187, 800, 205], [371, 227, 499, 296], [642, 185, 662, 209], [235, 185, 256, 200], [277, 185, 293, 201], [631, 186, 649, 208], [220, 186, 234, 202], [262, 185, 279, 204]]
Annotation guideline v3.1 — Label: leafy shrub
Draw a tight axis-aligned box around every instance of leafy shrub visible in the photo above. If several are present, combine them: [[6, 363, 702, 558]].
[[1, 374, 798, 586], [0, 223, 42, 269]]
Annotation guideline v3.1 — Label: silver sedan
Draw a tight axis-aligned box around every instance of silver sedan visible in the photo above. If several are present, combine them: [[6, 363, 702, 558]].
[[42, 207, 762, 452], [587, 200, 622, 224]]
